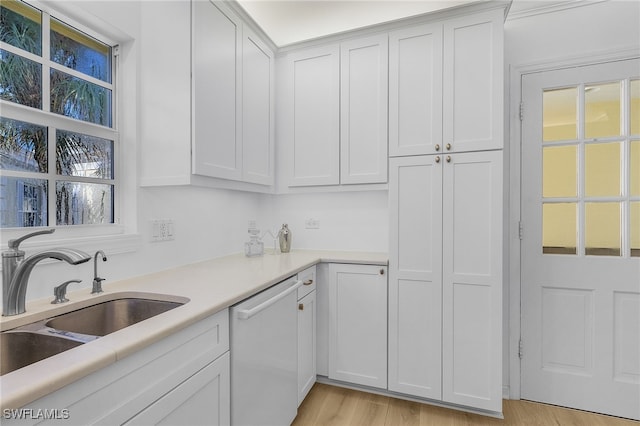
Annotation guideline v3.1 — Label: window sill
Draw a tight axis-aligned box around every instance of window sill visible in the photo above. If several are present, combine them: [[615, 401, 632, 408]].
[[0, 229, 141, 271]]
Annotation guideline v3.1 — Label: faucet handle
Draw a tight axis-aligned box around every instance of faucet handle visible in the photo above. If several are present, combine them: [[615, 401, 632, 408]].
[[8, 229, 55, 250], [52, 279, 82, 304]]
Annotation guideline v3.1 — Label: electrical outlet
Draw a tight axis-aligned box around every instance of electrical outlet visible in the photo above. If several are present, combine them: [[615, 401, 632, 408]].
[[151, 219, 175, 242], [305, 218, 320, 229]]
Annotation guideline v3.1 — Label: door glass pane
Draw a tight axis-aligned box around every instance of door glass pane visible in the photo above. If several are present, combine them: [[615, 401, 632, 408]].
[[585, 142, 621, 197], [0, 176, 48, 227], [543, 203, 577, 254], [0, 49, 42, 109], [56, 130, 113, 178], [56, 181, 113, 225], [631, 80, 639, 136], [631, 202, 640, 257], [544, 87, 577, 142], [631, 140, 639, 197], [585, 82, 621, 139], [50, 18, 112, 83], [0, 0, 42, 55], [543, 145, 577, 197], [0, 117, 47, 173], [585, 202, 621, 256]]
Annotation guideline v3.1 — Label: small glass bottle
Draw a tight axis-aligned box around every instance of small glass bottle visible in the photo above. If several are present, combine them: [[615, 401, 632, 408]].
[[244, 222, 264, 257]]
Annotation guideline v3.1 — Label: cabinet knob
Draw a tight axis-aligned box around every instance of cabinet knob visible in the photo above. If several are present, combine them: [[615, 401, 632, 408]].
[[446, 156, 451, 163], [299, 303, 304, 311], [303, 279, 313, 286], [446, 143, 452, 151], [435, 156, 441, 163], [435, 144, 440, 151], [379, 269, 385, 275]]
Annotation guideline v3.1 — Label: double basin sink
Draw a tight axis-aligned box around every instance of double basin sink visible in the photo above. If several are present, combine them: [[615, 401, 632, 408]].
[[1, 297, 185, 376]]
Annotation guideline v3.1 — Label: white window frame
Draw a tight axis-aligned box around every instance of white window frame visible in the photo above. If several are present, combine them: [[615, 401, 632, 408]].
[[1, 0, 139, 254]]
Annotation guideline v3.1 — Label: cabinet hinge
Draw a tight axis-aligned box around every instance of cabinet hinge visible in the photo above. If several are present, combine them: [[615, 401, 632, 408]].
[[519, 102, 524, 121], [518, 221, 524, 240], [519, 339, 524, 359]]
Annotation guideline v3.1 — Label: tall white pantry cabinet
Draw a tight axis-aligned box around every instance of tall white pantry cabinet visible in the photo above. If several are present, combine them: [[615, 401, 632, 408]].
[[388, 7, 505, 414]]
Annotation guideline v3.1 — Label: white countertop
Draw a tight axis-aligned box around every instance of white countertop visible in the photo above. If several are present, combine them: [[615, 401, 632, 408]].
[[0, 250, 387, 409]]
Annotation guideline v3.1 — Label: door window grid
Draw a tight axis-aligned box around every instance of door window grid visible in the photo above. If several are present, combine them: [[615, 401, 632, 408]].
[[542, 78, 639, 257]]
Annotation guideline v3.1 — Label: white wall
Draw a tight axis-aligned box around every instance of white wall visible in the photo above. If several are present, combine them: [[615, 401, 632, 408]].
[[263, 191, 389, 252]]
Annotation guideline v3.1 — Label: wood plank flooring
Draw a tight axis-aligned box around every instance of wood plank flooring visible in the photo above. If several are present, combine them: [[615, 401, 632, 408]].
[[292, 383, 639, 426]]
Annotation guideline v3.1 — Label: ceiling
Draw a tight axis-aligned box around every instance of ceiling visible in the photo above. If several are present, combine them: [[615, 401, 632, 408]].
[[237, 0, 484, 47], [235, 0, 589, 47]]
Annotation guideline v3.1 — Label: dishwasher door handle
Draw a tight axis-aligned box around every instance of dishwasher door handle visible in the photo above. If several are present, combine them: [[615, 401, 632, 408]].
[[236, 280, 303, 320]]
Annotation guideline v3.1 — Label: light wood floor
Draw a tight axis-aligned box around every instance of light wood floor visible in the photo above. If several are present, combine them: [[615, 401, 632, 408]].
[[292, 383, 639, 426]]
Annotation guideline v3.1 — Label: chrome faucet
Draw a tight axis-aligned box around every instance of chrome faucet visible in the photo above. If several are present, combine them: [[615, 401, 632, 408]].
[[2, 229, 91, 316], [92, 250, 107, 294]]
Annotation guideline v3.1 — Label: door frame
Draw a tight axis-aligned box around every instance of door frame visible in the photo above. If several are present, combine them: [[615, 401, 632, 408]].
[[507, 46, 640, 400]]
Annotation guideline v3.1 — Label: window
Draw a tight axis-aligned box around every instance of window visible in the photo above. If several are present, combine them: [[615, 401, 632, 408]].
[[541, 78, 640, 257], [0, 0, 117, 228]]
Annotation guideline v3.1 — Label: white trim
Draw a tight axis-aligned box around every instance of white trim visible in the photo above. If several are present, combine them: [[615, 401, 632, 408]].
[[506, 0, 608, 21], [508, 47, 640, 400]]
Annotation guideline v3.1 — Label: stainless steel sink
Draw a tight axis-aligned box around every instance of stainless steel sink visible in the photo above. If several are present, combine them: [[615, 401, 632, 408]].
[[45, 298, 184, 336], [0, 332, 83, 376]]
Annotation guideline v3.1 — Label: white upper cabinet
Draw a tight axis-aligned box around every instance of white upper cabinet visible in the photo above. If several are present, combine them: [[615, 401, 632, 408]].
[[389, 9, 503, 157], [280, 35, 389, 189], [192, 0, 242, 181], [283, 44, 341, 187], [389, 23, 443, 157], [443, 10, 503, 153], [139, 1, 274, 190], [340, 35, 389, 185], [242, 28, 274, 186]]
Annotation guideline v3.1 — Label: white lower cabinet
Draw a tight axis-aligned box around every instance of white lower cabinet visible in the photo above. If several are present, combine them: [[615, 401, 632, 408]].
[[126, 353, 230, 426], [328, 263, 388, 389], [389, 151, 503, 413], [6, 310, 230, 426], [297, 266, 317, 405], [297, 290, 317, 405]]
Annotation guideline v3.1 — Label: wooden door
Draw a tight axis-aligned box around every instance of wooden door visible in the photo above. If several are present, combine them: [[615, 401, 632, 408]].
[[521, 59, 640, 420]]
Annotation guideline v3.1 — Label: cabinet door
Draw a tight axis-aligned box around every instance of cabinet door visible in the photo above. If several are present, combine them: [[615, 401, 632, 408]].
[[443, 10, 503, 153], [285, 45, 340, 187], [126, 352, 231, 426], [340, 35, 388, 184], [441, 150, 502, 412], [192, 0, 242, 180], [298, 290, 317, 405], [389, 23, 443, 157], [328, 263, 387, 389], [242, 28, 274, 186], [388, 156, 443, 399]]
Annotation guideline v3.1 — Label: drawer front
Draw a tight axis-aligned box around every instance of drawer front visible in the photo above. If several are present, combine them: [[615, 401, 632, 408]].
[[297, 265, 317, 300]]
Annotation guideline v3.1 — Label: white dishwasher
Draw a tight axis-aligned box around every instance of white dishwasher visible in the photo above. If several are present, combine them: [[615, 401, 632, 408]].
[[230, 275, 302, 426]]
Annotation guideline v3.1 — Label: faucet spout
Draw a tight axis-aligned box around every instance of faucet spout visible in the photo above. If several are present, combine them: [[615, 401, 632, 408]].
[[3, 247, 91, 316]]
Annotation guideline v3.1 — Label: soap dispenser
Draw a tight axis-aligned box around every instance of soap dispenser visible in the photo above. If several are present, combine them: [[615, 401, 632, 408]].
[[278, 224, 291, 253]]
